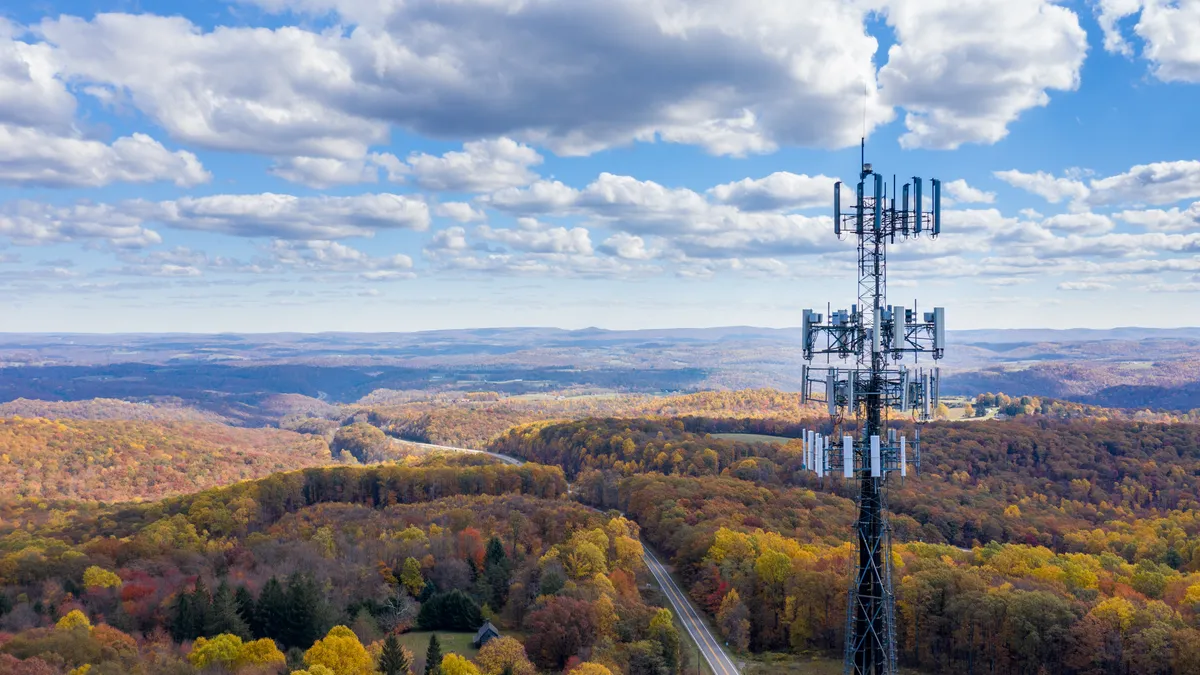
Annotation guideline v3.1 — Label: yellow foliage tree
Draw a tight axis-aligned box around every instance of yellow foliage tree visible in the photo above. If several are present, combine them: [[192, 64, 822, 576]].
[[56, 610, 92, 631], [303, 626, 374, 675], [400, 557, 425, 596], [82, 566, 122, 589], [475, 636, 536, 675], [292, 668, 335, 675], [189, 634, 245, 670], [441, 654, 481, 675], [568, 664, 613, 675], [238, 638, 287, 668]]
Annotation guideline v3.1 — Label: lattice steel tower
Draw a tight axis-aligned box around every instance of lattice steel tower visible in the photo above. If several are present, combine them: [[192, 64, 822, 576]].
[[797, 147, 946, 675]]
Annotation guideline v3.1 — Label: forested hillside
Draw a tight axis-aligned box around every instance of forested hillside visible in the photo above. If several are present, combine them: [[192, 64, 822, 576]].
[[0, 461, 675, 674], [0, 417, 335, 502], [500, 416, 1200, 674]]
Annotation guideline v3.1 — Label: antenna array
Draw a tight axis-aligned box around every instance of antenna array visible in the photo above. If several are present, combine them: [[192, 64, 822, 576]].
[[799, 153, 946, 675]]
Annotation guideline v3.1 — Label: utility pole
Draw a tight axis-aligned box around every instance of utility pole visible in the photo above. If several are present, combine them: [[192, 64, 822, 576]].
[[798, 149, 946, 675]]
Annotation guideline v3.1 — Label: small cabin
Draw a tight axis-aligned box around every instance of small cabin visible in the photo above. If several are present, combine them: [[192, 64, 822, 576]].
[[473, 621, 500, 648]]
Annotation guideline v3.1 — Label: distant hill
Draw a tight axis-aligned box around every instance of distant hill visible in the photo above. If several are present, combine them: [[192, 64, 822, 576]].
[[0, 417, 333, 501]]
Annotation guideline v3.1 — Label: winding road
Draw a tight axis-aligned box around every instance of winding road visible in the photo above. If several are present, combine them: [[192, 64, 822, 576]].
[[397, 437, 740, 673]]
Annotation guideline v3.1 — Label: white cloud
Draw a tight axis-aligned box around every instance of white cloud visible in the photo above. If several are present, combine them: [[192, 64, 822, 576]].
[[943, 179, 995, 205], [0, 126, 210, 188], [33, 4, 892, 158], [37, 14, 387, 159], [708, 172, 837, 211], [476, 218, 593, 255], [270, 239, 415, 279], [601, 232, 660, 260], [435, 202, 487, 223], [1116, 202, 1200, 232], [0, 201, 161, 248], [404, 138, 542, 192], [0, 19, 75, 131], [269, 155, 384, 188], [878, 0, 1087, 149], [485, 180, 581, 215], [145, 193, 430, 240], [1058, 280, 1114, 291], [994, 169, 1090, 205], [1097, 0, 1200, 82], [1042, 213, 1114, 235], [1088, 160, 1200, 206]]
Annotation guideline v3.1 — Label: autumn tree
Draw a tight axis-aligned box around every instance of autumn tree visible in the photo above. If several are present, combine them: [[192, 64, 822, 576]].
[[440, 654, 481, 675], [303, 625, 374, 675], [401, 557, 425, 597], [476, 636, 535, 675], [524, 597, 597, 670]]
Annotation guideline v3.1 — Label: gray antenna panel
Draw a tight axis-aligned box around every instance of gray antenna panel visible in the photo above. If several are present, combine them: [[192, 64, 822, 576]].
[[913, 177, 923, 233], [834, 181, 842, 236]]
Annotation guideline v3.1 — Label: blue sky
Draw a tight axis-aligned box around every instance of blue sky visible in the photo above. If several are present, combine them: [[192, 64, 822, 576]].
[[2, 0, 1200, 332]]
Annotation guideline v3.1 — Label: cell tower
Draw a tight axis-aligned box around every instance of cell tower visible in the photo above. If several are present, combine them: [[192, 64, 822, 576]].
[[796, 145, 945, 675]]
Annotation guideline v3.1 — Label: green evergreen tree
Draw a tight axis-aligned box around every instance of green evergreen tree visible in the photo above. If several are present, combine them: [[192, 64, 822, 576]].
[[234, 585, 257, 634], [380, 633, 411, 675], [424, 633, 443, 675], [207, 580, 252, 639], [283, 572, 329, 649], [483, 537, 512, 610], [169, 590, 197, 642], [256, 576, 288, 641]]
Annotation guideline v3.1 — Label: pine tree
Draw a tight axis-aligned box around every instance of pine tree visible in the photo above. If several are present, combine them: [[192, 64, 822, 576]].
[[207, 580, 251, 639], [235, 585, 258, 636], [169, 590, 196, 642], [256, 576, 288, 641], [483, 537, 512, 610], [283, 572, 328, 649], [424, 633, 443, 675], [380, 633, 411, 675]]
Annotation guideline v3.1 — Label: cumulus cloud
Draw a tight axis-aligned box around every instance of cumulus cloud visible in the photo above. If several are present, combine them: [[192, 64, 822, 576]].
[[37, 14, 387, 159], [144, 193, 430, 240], [1041, 213, 1114, 235], [0, 201, 161, 248], [994, 169, 1090, 205], [403, 138, 542, 192], [601, 232, 660, 261], [434, 202, 486, 224], [708, 172, 837, 211], [943, 179, 995, 205], [476, 218, 593, 255], [0, 23, 209, 188], [0, 127, 210, 188], [878, 0, 1087, 149], [1116, 202, 1200, 232], [268, 155, 388, 188], [998, 161, 1200, 209], [1058, 281, 1114, 291], [270, 239, 415, 279], [1097, 0, 1200, 82]]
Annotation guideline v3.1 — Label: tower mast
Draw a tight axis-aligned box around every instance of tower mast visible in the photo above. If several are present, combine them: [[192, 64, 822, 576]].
[[799, 156, 946, 675]]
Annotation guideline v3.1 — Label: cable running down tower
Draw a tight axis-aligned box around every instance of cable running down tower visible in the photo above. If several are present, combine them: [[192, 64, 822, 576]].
[[798, 150, 946, 675]]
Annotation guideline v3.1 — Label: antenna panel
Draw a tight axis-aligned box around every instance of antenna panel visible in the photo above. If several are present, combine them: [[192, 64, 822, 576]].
[[931, 178, 942, 236], [873, 174, 883, 232], [834, 181, 842, 236], [901, 183, 910, 234], [913, 177, 923, 234]]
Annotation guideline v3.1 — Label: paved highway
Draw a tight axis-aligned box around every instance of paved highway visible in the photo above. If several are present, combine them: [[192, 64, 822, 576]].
[[390, 439, 523, 465], [644, 547, 741, 675], [399, 437, 738, 673]]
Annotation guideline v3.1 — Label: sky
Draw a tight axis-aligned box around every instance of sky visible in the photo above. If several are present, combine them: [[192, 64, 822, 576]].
[[2, 0, 1200, 333]]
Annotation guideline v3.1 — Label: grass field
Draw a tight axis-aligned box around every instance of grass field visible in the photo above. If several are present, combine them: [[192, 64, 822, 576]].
[[396, 631, 479, 663], [711, 432, 793, 444]]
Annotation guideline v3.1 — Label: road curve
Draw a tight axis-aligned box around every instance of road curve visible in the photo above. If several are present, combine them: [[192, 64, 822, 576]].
[[391, 439, 523, 465], [396, 438, 737, 673], [644, 547, 741, 675]]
